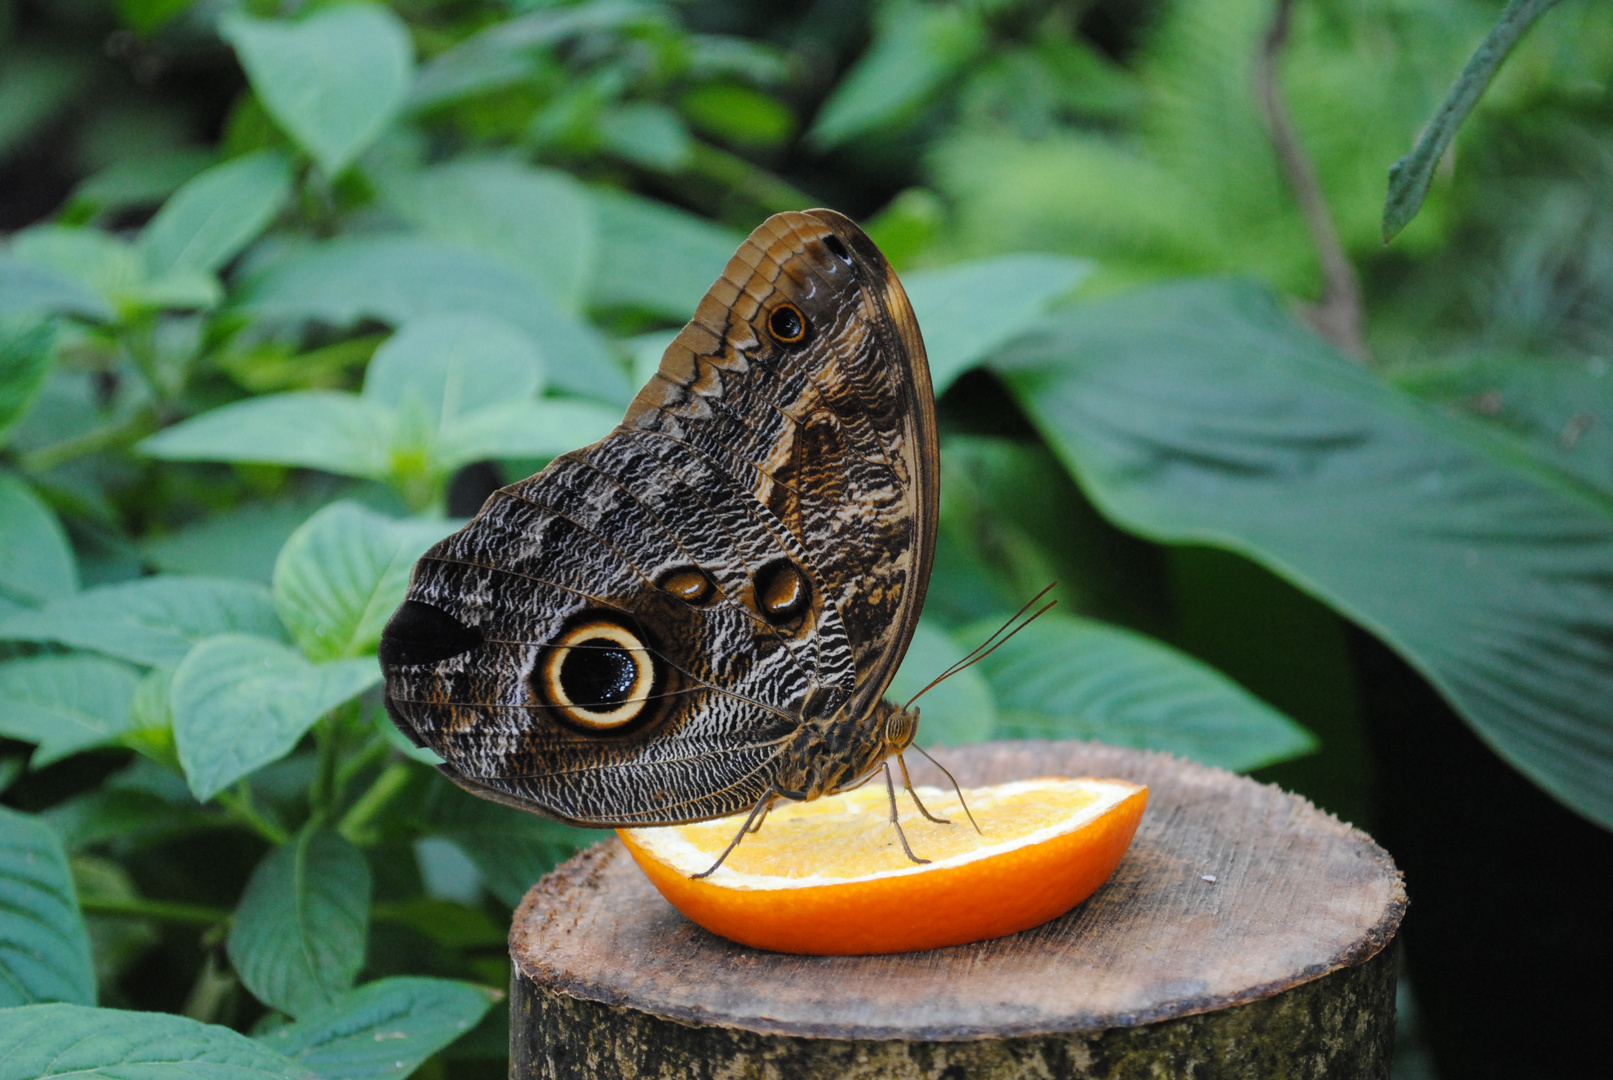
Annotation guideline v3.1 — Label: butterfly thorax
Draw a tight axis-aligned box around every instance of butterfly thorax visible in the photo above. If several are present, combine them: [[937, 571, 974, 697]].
[[772, 696, 919, 801]]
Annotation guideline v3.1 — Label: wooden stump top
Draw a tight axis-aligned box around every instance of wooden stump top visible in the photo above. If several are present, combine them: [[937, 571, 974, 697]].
[[510, 741, 1404, 1041]]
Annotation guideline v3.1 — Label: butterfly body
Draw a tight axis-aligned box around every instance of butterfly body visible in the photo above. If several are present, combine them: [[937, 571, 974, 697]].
[[380, 210, 937, 831]]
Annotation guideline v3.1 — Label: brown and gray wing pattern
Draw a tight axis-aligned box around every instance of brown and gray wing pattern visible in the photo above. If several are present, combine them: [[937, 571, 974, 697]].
[[380, 209, 936, 827], [622, 209, 937, 719]]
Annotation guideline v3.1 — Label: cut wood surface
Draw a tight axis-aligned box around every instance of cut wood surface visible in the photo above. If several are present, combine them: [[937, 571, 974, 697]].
[[509, 741, 1406, 1076]]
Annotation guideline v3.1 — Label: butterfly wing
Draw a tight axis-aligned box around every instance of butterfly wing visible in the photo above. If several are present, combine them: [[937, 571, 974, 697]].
[[380, 209, 937, 826]]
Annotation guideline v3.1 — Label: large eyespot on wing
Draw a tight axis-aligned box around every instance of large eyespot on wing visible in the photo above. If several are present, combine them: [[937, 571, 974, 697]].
[[532, 615, 669, 735]]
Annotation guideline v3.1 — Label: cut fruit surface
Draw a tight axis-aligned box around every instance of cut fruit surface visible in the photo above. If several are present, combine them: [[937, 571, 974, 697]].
[[618, 775, 1147, 955]]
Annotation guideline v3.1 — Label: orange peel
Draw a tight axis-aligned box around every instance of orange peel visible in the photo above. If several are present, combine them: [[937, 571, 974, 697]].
[[619, 776, 1147, 955]]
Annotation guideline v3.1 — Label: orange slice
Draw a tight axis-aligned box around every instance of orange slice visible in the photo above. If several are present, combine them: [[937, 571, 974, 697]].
[[618, 776, 1147, 955]]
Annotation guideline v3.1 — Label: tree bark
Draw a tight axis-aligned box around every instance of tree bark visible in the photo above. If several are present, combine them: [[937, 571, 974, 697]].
[[510, 740, 1405, 1079]]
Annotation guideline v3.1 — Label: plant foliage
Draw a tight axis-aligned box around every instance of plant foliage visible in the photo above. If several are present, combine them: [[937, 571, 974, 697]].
[[1, 0, 1609, 1074]]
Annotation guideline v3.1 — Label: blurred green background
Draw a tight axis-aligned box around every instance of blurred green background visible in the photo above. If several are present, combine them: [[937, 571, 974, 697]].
[[1, 1, 1610, 1078]]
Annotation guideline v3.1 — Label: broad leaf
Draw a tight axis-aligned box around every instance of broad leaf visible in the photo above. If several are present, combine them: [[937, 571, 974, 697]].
[[0, 1003, 313, 1080], [272, 503, 454, 663], [256, 977, 495, 1079], [438, 398, 620, 466], [992, 279, 1613, 824], [0, 320, 55, 443], [139, 150, 293, 278], [0, 258, 111, 321], [0, 655, 139, 767], [145, 499, 326, 584], [237, 236, 627, 401], [382, 159, 596, 312], [172, 635, 379, 800], [588, 189, 741, 319], [0, 577, 284, 667], [141, 392, 388, 477], [228, 830, 370, 1018], [904, 255, 1093, 394], [362, 314, 545, 419], [0, 474, 76, 607], [421, 780, 601, 906], [7, 226, 143, 312], [808, 0, 987, 149], [886, 619, 996, 747], [220, 7, 413, 177], [966, 612, 1315, 771], [0, 806, 95, 1006]]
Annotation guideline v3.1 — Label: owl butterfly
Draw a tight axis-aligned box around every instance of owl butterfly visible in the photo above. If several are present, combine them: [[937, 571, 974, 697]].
[[381, 209, 982, 874]]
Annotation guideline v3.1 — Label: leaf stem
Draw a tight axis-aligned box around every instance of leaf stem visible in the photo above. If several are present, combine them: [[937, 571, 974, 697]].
[[19, 409, 160, 473], [1254, 0, 1368, 363], [218, 784, 290, 845], [1382, 0, 1562, 242], [338, 760, 414, 846], [80, 895, 231, 926]]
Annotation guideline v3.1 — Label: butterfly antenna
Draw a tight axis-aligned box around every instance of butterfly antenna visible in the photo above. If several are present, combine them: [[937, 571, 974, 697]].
[[902, 583, 1059, 710]]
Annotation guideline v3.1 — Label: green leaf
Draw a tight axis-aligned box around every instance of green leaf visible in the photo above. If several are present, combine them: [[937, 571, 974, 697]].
[[228, 830, 370, 1019], [114, 0, 201, 37], [139, 150, 293, 278], [238, 236, 627, 402], [421, 781, 601, 907], [70, 148, 214, 217], [808, 0, 987, 149], [0, 320, 56, 443], [597, 102, 691, 172], [0, 474, 76, 607], [406, 3, 665, 110], [381, 159, 596, 312], [0, 655, 139, 767], [256, 977, 495, 1079], [172, 635, 379, 800], [992, 279, 1613, 824], [0, 1003, 313, 1080], [0, 258, 112, 321], [0, 577, 284, 667], [437, 399, 620, 467], [886, 619, 996, 746], [363, 314, 545, 418], [588, 189, 742, 319], [0, 49, 91, 161], [145, 499, 326, 584], [1390, 353, 1613, 499], [140, 392, 389, 477], [273, 503, 454, 663], [0, 806, 95, 1006], [7, 226, 144, 313], [220, 6, 413, 177], [1382, 0, 1563, 242], [681, 84, 794, 150], [966, 612, 1315, 771], [43, 786, 213, 853], [904, 255, 1093, 394]]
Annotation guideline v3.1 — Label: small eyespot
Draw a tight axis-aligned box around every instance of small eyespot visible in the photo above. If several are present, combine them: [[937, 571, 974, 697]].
[[767, 303, 807, 345], [822, 234, 852, 264], [755, 560, 811, 626], [536, 620, 655, 731], [657, 565, 716, 605]]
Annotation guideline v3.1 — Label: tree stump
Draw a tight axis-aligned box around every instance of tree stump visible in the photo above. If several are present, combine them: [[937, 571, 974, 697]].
[[509, 741, 1405, 1079]]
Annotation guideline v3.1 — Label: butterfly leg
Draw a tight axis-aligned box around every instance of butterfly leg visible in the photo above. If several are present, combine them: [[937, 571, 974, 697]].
[[883, 762, 930, 865], [911, 744, 982, 834], [693, 787, 779, 879], [896, 752, 950, 825]]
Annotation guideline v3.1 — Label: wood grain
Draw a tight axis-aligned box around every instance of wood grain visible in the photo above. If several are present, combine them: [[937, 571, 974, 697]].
[[510, 740, 1404, 1043]]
